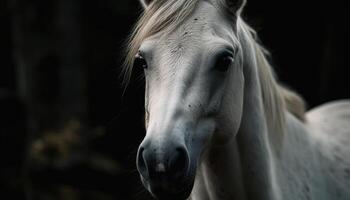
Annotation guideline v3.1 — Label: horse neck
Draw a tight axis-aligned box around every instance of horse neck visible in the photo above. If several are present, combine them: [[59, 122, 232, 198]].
[[272, 112, 320, 199], [194, 61, 278, 200], [234, 35, 279, 200], [191, 27, 279, 200], [233, 23, 317, 200]]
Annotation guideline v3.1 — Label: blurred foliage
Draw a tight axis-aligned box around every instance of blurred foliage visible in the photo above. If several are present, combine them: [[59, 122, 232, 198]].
[[27, 119, 139, 200], [29, 120, 120, 172]]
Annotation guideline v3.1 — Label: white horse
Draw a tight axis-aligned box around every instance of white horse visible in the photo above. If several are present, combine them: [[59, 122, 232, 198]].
[[122, 0, 350, 199]]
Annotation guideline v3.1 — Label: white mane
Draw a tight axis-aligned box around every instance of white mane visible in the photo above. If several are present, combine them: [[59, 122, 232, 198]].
[[237, 19, 306, 137]]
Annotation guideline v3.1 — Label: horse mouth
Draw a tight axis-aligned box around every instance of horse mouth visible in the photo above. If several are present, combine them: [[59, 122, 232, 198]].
[[142, 175, 195, 200], [149, 183, 193, 200]]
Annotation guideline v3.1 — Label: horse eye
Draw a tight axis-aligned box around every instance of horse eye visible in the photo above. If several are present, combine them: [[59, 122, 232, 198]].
[[134, 54, 148, 69], [214, 54, 234, 72]]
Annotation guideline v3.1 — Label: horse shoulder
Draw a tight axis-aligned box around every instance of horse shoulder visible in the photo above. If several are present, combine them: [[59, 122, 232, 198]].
[[306, 100, 350, 199], [306, 100, 350, 139]]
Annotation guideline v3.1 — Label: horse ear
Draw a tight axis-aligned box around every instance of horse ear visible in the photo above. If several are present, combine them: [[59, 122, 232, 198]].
[[139, 0, 154, 9], [225, 0, 247, 15]]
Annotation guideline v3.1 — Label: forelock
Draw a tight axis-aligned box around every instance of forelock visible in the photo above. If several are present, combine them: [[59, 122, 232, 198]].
[[122, 0, 200, 86]]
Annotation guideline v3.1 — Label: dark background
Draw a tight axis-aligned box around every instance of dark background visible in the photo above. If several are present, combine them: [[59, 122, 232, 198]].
[[0, 0, 349, 199]]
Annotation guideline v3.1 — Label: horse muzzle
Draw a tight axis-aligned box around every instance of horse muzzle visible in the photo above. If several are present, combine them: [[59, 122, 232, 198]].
[[136, 138, 195, 199]]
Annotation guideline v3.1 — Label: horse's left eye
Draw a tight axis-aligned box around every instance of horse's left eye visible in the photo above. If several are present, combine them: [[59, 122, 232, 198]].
[[214, 54, 234, 72], [134, 53, 148, 69]]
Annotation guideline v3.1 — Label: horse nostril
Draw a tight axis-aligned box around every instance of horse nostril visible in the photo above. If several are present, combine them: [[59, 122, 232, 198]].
[[137, 143, 189, 181], [169, 146, 189, 179], [137, 146, 149, 179]]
